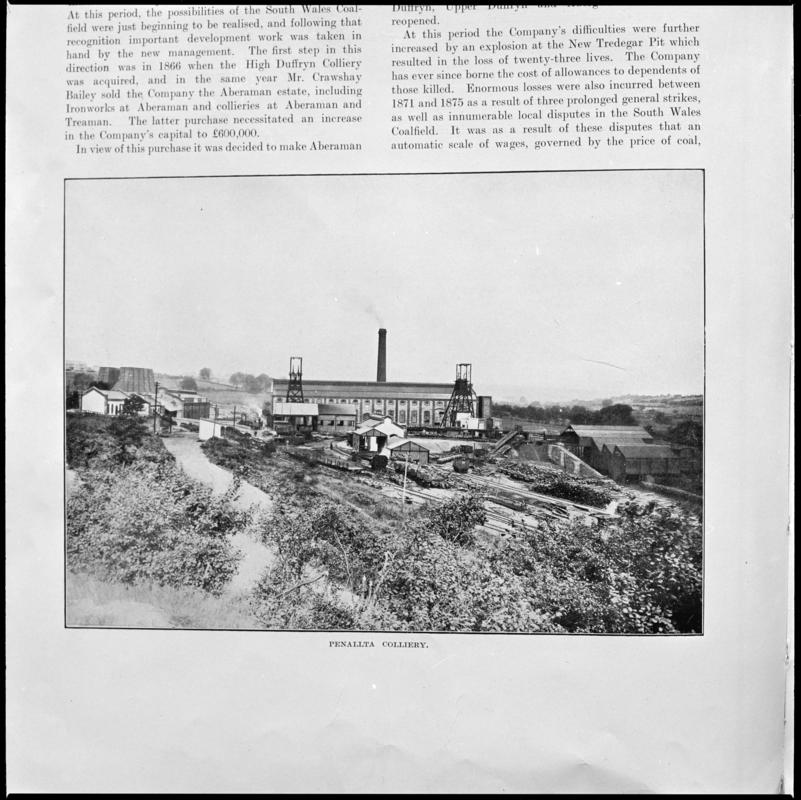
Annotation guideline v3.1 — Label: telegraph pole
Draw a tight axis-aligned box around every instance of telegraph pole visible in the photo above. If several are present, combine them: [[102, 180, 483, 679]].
[[153, 381, 159, 433], [401, 454, 410, 513]]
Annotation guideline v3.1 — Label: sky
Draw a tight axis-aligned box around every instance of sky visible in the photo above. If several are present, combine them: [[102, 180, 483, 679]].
[[65, 170, 704, 403]]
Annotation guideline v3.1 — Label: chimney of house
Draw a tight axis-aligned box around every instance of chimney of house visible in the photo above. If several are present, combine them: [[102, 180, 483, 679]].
[[377, 328, 387, 382]]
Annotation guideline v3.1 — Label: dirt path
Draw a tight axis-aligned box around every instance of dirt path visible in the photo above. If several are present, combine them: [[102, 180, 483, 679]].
[[162, 434, 274, 595]]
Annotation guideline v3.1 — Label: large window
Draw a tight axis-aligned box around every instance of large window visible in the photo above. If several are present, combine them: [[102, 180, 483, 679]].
[[423, 410, 431, 424]]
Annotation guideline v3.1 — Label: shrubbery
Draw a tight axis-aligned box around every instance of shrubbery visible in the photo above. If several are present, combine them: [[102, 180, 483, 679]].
[[67, 463, 245, 594], [66, 413, 245, 596], [200, 435, 275, 473], [249, 487, 701, 633], [188, 435, 702, 633], [485, 502, 702, 633], [67, 412, 169, 469]]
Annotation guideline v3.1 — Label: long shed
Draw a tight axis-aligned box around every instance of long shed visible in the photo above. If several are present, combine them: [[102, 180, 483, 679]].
[[605, 443, 681, 482]]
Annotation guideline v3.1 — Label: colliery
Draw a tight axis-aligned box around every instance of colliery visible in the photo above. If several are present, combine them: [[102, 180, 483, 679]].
[[271, 328, 495, 432]]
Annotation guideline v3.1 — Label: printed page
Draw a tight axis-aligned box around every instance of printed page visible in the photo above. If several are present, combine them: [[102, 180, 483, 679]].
[[6, 4, 794, 794]]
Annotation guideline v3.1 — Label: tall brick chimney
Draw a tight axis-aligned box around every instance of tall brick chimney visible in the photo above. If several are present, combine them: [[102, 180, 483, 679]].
[[377, 328, 387, 382]]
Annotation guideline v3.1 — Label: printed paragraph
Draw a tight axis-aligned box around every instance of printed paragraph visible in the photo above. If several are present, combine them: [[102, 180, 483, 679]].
[[64, 4, 365, 156], [390, 6, 702, 153]]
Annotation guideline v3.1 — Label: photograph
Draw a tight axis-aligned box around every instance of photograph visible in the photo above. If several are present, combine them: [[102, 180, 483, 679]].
[[64, 169, 704, 634]]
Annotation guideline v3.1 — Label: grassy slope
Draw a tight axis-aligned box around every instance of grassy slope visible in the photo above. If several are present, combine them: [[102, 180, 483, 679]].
[[66, 573, 259, 629]]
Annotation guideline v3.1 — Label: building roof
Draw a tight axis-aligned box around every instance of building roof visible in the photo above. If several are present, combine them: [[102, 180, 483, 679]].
[[113, 366, 155, 394], [83, 387, 129, 401], [355, 418, 381, 433], [386, 437, 429, 452], [273, 379, 454, 400], [566, 425, 652, 436], [563, 424, 654, 449], [356, 419, 405, 437], [318, 403, 358, 415], [587, 432, 653, 444], [612, 444, 678, 459], [273, 401, 319, 416]]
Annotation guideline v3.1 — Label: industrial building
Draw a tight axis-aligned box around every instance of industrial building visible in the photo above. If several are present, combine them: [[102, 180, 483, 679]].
[[96, 366, 120, 386], [113, 366, 156, 394], [560, 425, 655, 469], [318, 403, 359, 431], [160, 389, 211, 420], [559, 424, 681, 482], [271, 330, 493, 429], [351, 416, 406, 452], [385, 438, 430, 465], [604, 443, 681, 482], [272, 401, 358, 435], [272, 401, 319, 434]]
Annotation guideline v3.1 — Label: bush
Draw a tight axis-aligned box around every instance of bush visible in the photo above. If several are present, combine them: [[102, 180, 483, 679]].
[[66, 412, 170, 469], [67, 462, 244, 595], [249, 564, 360, 629], [377, 521, 557, 632], [424, 494, 487, 547], [486, 502, 702, 633]]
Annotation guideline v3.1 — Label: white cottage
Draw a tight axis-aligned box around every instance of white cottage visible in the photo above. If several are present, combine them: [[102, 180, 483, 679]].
[[80, 387, 130, 415]]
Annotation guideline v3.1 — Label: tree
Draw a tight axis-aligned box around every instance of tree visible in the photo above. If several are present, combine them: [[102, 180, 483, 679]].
[[243, 374, 262, 393], [180, 376, 198, 391], [666, 420, 703, 447], [199, 367, 211, 381], [67, 371, 96, 393], [567, 405, 593, 424], [108, 412, 147, 464], [121, 394, 145, 416], [230, 372, 246, 387], [425, 494, 487, 547], [597, 403, 636, 426]]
